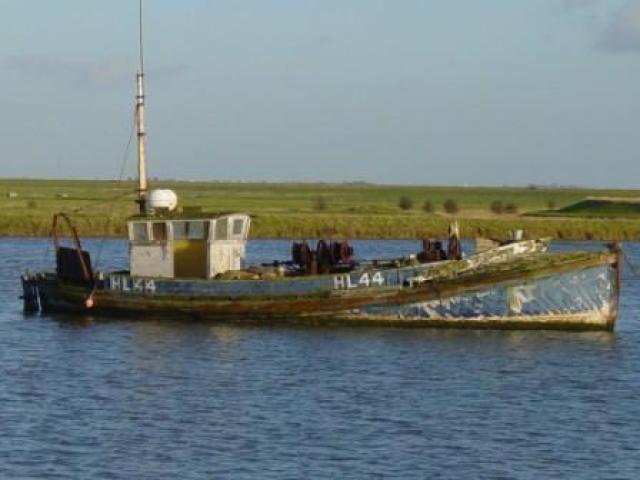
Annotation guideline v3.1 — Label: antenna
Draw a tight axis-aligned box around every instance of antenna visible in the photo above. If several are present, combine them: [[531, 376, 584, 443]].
[[139, 0, 144, 74], [136, 0, 149, 214]]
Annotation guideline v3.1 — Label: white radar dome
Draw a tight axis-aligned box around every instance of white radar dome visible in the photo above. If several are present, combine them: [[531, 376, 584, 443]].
[[148, 189, 178, 211]]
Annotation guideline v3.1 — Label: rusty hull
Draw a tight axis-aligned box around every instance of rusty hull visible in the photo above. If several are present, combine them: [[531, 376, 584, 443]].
[[32, 250, 621, 331]]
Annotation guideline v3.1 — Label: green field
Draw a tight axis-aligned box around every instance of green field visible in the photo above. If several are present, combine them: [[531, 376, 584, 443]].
[[528, 198, 640, 219], [2, 178, 640, 240]]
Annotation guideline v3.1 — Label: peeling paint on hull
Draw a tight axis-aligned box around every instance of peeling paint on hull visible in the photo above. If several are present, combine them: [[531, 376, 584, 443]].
[[29, 250, 621, 331]]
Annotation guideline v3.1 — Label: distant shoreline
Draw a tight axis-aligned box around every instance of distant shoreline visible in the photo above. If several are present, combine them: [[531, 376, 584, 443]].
[[2, 214, 639, 241], [2, 179, 639, 241]]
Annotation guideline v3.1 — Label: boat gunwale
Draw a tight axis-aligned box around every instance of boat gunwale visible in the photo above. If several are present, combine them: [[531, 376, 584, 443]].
[[35, 251, 619, 311]]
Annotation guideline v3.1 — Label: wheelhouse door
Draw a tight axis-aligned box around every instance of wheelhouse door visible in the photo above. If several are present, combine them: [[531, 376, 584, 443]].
[[172, 220, 209, 279]]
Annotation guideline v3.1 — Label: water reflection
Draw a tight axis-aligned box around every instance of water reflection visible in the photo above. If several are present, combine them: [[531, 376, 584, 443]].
[[44, 313, 96, 328]]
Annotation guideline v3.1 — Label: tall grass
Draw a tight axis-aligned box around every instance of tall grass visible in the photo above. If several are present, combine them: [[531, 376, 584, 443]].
[[1, 179, 639, 240], [4, 213, 634, 241], [250, 215, 640, 240]]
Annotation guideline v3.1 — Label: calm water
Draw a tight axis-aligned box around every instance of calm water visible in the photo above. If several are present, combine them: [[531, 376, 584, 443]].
[[1, 238, 640, 479]]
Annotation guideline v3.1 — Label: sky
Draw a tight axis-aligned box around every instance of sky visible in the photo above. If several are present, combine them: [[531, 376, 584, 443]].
[[1, 0, 639, 187]]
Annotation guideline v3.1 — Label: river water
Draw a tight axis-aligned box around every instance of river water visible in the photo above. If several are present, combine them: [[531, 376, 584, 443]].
[[1, 238, 639, 479]]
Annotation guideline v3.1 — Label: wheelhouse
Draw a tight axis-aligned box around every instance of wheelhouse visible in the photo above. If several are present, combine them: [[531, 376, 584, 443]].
[[128, 214, 251, 279]]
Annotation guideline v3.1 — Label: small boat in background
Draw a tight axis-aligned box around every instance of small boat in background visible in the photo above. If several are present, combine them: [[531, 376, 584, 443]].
[[20, 1, 622, 330]]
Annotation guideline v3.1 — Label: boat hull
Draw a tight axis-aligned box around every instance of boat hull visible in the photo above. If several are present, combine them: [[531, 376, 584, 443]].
[[27, 250, 621, 331]]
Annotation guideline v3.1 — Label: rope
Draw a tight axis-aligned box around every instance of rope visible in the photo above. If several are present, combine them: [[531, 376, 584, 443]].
[[68, 189, 136, 216], [79, 112, 138, 305], [92, 112, 138, 270], [42, 1, 145, 307], [67, 111, 137, 216], [117, 112, 137, 183], [46, 111, 137, 276]]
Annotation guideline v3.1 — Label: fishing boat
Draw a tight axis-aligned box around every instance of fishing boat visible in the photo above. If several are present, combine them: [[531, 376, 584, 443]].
[[20, 2, 621, 330]]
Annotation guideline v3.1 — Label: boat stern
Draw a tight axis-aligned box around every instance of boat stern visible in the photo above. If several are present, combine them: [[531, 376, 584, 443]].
[[20, 274, 41, 313]]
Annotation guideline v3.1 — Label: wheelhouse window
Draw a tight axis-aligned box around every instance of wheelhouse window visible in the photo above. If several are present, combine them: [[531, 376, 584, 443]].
[[188, 221, 208, 240], [132, 222, 149, 242], [173, 220, 209, 240], [173, 221, 188, 240], [232, 218, 244, 236], [151, 222, 167, 242], [214, 218, 228, 240]]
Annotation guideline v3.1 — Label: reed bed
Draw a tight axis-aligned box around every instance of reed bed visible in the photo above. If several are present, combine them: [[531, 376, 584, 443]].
[[2, 179, 639, 240]]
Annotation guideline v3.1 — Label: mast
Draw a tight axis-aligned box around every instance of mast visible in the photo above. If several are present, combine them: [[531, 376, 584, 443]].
[[136, 0, 149, 214]]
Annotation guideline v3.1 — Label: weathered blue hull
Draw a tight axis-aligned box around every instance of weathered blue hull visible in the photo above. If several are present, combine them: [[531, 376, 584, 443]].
[[25, 249, 621, 331]]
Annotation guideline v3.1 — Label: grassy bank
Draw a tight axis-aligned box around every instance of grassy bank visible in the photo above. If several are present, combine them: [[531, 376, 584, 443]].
[[2, 179, 640, 240], [527, 198, 640, 219]]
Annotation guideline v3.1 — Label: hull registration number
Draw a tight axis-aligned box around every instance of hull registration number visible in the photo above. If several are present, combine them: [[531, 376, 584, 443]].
[[108, 275, 156, 294], [333, 271, 385, 290]]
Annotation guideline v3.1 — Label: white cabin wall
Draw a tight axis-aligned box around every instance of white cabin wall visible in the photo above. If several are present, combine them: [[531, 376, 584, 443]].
[[130, 243, 174, 278], [208, 241, 245, 278]]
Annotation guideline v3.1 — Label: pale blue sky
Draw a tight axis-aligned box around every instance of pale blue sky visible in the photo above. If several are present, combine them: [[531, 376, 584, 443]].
[[1, 0, 639, 186]]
